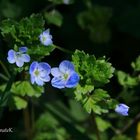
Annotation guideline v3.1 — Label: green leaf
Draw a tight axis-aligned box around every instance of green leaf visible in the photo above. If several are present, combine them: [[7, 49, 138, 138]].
[[93, 89, 110, 102], [72, 50, 114, 86], [11, 81, 44, 97], [117, 71, 138, 87], [0, 14, 45, 46], [13, 96, 27, 110], [28, 44, 55, 60], [96, 117, 111, 132], [83, 94, 108, 114], [45, 10, 63, 27], [131, 55, 140, 71], [74, 84, 94, 101]]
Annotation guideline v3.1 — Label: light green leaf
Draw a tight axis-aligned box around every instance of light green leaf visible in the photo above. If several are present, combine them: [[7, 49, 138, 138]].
[[117, 71, 138, 87], [45, 10, 63, 27], [11, 81, 44, 97], [13, 96, 27, 110], [96, 117, 111, 132], [131, 55, 140, 71]]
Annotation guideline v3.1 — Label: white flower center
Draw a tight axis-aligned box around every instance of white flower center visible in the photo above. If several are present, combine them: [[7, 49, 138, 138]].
[[34, 69, 40, 76], [42, 36, 47, 42]]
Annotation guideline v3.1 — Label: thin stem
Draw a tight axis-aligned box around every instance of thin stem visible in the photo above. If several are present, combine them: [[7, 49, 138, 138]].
[[91, 112, 101, 140], [23, 107, 32, 140], [0, 60, 10, 78], [55, 45, 73, 54], [117, 112, 140, 134], [0, 73, 9, 81], [31, 100, 35, 133]]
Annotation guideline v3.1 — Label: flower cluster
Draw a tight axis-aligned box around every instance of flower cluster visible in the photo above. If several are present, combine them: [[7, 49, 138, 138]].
[[7, 29, 129, 116], [7, 29, 79, 89], [29, 60, 79, 88]]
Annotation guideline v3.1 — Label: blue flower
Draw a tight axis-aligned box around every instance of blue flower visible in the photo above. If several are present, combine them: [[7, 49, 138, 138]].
[[29, 61, 51, 86], [51, 60, 80, 89], [115, 103, 129, 116], [39, 29, 53, 46], [7, 47, 30, 67]]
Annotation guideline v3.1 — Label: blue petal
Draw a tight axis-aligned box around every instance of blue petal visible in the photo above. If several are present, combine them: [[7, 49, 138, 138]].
[[7, 50, 16, 64], [16, 59, 24, 67], [38, 62, 51, 74], [35, 77, 44, 86], [29, 62, 38, 74], [30, 75, 35, 84], [41, 75, 50, 82], [19, 47, 28, 53], [39, 29, 53, 46], [51, 77, 65, 89], [21, 54, 30, 62], [51, 67, 62, 77], [43, 29, 50, 34], [66, 72, 80, 88], [44, 38, 53, 46], [59, 60, 75, 73], [115, 104, 129, 116]]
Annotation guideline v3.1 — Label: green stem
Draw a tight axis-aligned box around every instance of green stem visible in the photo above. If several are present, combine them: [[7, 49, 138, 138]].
[[91, 112, 101, 140], [0, 73, 9, 81], [55, 45, 73, 54], [118, 112, 140, 135], [0, 60, 10, 78]]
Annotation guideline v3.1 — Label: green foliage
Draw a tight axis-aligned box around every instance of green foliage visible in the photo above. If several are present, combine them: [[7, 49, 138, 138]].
[[11, 81, 43, 97], [0, 0, 21, 18], [0, 14, 45, 45], [83, 89, 110, 114], [34, 112, 70, 140], [72, 50, 115, 114], [44, 10, 63, 27], [96, 117, 111, 132], [0, 13, 55, 59], [13, 96, 27, 110], [77, 5, 112, 43], [117, 71, 138, 87], [131, 55, 140, 72], [72, 50, 114, 86]]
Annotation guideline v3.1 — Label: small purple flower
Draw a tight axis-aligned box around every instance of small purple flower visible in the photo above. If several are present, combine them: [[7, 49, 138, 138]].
[[7, 47, 30, 67], [51, 60, 80, 89], [39, 29, 53, 46], [115, 103, 129, 116], [29, 61, 51, 86]]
